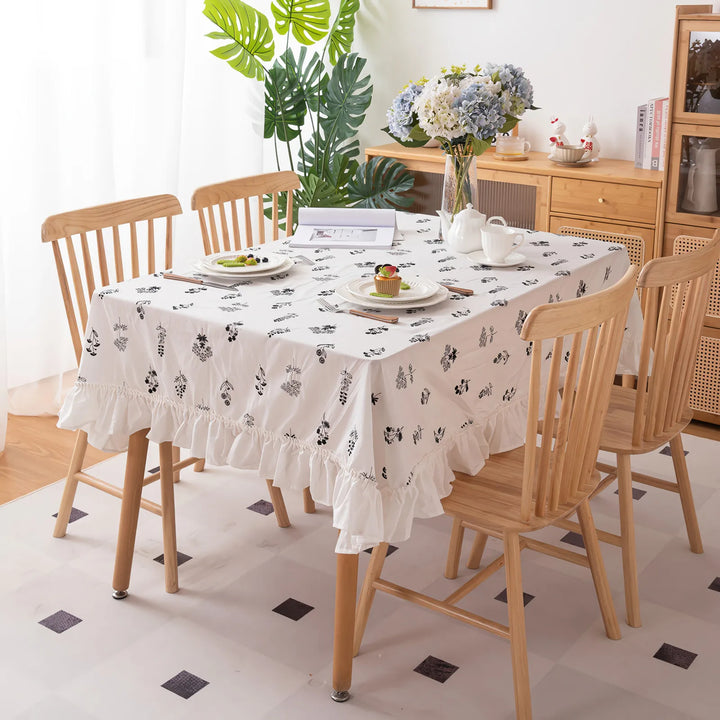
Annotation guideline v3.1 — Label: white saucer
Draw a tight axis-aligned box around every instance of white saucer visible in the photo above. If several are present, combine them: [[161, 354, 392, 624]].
[[549, 157, 597, 167], [467, 251, 527, 267], [193, 257, 293, 279], [335, 284, 450, 310], [343, 276, 440, 303]]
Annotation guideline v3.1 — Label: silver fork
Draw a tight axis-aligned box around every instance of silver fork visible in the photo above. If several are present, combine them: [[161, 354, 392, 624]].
[[293, 254, 315, 266], [317, 297, 398, 324]]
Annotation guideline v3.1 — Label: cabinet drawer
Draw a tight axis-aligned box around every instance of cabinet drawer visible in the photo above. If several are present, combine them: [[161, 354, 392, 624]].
[[551, 178, 658, 224], [690, 327, 720, 423]]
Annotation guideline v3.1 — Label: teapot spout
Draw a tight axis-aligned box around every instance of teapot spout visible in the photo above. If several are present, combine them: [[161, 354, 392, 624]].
[[436, 209, 451, 238]]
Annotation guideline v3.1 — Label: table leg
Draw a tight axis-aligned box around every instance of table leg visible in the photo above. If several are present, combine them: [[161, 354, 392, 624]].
[[111, 428, 150, 599], [332, 552, 359, 702]]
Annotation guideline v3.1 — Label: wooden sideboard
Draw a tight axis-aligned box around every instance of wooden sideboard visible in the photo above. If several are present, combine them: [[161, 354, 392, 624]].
[[365, 143, 664, 264]]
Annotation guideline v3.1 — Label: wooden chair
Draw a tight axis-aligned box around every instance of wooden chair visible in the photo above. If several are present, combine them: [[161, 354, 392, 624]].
[[354, 265, 639, 720], [191, 171, 315, 520], [557, 225, 646, 268], [191, 170, 300, 254], [42, 194, 202, 593]]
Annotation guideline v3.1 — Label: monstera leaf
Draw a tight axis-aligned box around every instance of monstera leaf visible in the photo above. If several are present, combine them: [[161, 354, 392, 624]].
[[347, 157, 415, 209], [296, 172, 346, 208], [382, 124, 431, 149], [271, 0, 330, 45], [265, 53, 309, 141], [203, 0, 275, 81], [326, 0, 359, 65]]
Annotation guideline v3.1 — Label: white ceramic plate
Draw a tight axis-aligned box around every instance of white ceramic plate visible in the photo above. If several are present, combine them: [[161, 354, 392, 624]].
[[467, 251, 527, 268], [193, 257, 293, 279], [335, 283, 449, 310], [199, 251, 286, 274], [343, 276, 440, 303]]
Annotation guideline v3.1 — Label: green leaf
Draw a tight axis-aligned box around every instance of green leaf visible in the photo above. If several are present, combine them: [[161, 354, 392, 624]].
[[347, 157, 415, 209], [327, 0, 360, 65], [381, 124, 430, 149], [497, 115, 519, 135], [264, 50, 312, 141], [470, 136, 493, 155], [203, 0, 275, 81], [296, 172, 347, 208], [271, 0, 330, 45]]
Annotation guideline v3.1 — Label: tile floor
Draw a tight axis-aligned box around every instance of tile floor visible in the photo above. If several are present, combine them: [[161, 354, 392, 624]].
[[0, 432, 718, 719]]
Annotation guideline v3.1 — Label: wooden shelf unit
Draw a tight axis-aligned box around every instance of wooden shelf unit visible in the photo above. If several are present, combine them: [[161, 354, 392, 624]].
[[365, 144, 663, 265]]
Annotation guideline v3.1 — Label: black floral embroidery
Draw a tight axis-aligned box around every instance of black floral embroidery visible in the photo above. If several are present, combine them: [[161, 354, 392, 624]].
[[555, 270, 571, 277], [572, 240, 588, 247], [410, 317, 433, 327], [145, 368, 159, 393], [136, 286, 161, 294], [522, 278, 539, 286], [281, 364, 302, 397], [488, 285, 508, 294], [347, 428, 358, 456], [493, 350, 510, 365], [365, 326, 388, 335], [85, 328, 100, 356], [192, 333, 213, 362], [220, 379, 233, 406], [396, 364, 415, 389], [551, 259, 568, 266], [480, 277, 498, 284], [363, 347, 386, 357], [548, 292, 561, 303], [576, 279, 587, 297], [97, 288, 118, 299], [272, 301, 293, 309], [434, 427, 445, 443], [156, 324, 166, 356], [452, 308, 471, 318], [529, 239, 550, 246], [173, 303, 194, 310], [604, 266, 612, 282], [503, 387, 517, 402], [607, 245, 623, 252], [174, 372, 187, 398], [184, 287, 207, 294], [270, 288, 295, 296], [371, 392, 381, 405], [77, 375, 87, 383], [542, 250, 557, 257], [309, 324, 337, 335], [268, 327, 291, 337], [339, 370, 352, 405], [412, 425, 423, 444], [409, 333, 430, 343], [440, 344, 458, 371], [255, 366, 267, 395], [316, 343, 334, 363], [274, 313, 298, 323], [196, 399, 210, 412], [243, 413, 255, 428], [136, 300, 151, 319], [316, 414, 330, 445], [479, 326, 496, 347], [226, 322, 243, 342], [515, 310, 528, 335], [384, 426, 403, 444], [455, 378, 470, 395], [420, 387, 430, 405], [113, 320, 128, 352], [580, 253, 595, 260], [218, 302, 250, 312], [478, 383, 493, 399], [490, 298, 507, 307]]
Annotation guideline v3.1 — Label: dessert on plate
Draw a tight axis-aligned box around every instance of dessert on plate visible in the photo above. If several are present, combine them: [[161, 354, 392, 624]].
[[373, 264, 402, 297]]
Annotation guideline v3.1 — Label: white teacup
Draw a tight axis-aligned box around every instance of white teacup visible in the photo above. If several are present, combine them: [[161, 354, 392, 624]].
[[496, 135, 531, 158], [481, 216, 525, 263]]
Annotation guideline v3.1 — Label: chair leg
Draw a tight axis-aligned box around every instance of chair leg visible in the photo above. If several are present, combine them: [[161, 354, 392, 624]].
[[617, 453, 641, 628], [265, 478, 291, 528], [576, 500, 621, 640], [467, 531, 489, 570], [193, 458, 206, 472], [353, 542, 389, 657], [504, 532, 532, 720], [53, 430, 89, 538], [159, 442, 179, 593], [445, 518, 465, 579], [669, 434, 703, 554], [303, 487, 316, 514], [171, 445, 181, 484]]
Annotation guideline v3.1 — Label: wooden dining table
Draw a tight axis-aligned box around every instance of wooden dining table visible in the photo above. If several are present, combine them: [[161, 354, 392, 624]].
[[58, 212, 642, 701]]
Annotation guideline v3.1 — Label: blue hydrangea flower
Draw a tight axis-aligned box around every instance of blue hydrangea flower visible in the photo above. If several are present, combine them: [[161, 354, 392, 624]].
[[386, 83, 423, 140], [453, 81, 505, 139], [484, 63, 534, 115]]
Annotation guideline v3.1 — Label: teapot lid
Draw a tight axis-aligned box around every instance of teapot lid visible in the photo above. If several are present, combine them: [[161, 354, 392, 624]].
[[455, 203, 484, 220]]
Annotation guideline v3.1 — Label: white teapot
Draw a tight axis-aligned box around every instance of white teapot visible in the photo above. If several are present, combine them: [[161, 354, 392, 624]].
[[437, 203, 486, 253]]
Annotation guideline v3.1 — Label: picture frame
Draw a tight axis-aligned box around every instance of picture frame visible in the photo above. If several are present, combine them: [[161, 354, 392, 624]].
[[412, 0, 492, 8]]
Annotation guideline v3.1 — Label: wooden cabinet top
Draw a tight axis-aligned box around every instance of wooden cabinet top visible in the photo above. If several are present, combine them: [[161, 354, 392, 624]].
[[365, 143, 664, 189]]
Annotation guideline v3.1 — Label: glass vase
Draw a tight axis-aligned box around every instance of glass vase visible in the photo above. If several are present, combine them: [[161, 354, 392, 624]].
[[441, 152, 479, 230]]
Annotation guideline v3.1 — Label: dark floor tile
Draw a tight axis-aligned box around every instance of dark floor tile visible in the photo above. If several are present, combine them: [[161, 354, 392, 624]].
[[247, 499, 274, 516], [38, 610, 82, 634], [653, 643, 697, 669], [560, 531, 585, 549], [495, 588, 534, 606], [613, 487, 647, 500], [659, 445, 688, 457], [363, 544, 399, 557], [272, 598, 314, 621], [413, 655, 459, 683], [161, 670, 209, 699], [154, 551, 193, 566], [51, 507, 88, 523], [708, 577, 720, 593]]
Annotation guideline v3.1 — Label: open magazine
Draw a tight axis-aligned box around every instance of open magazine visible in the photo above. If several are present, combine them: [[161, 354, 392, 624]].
[[289, 207, 396, 249]]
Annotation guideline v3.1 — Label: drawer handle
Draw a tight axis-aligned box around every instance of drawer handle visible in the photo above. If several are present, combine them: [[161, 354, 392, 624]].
[[598, 197, 606, 204]]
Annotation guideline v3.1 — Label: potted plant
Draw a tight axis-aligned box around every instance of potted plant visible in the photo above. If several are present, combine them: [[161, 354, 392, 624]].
[[203, 0, 414, 228]]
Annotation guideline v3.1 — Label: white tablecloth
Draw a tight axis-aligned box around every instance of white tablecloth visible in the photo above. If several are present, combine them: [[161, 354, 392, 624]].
[[58, 214, 641, 553]]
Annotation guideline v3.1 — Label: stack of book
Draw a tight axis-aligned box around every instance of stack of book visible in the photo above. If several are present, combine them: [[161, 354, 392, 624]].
[[635, 97, 670, 171]]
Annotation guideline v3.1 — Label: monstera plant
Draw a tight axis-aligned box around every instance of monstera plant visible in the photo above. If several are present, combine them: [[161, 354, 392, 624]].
[[203, 0, 414, 227]]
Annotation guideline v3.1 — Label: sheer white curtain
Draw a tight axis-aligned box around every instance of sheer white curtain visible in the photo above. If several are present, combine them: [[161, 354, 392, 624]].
[[0, 0, 265, 430]]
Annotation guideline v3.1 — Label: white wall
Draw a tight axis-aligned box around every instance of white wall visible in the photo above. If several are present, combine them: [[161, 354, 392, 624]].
[[354, 0, 720, 160]]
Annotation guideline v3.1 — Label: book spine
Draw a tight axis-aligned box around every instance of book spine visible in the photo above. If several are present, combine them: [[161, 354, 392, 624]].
[[650, 98, 666, 170], [635, 104, 647, 168], [658, 97, 670, 171], [643, 99, 656, 170]]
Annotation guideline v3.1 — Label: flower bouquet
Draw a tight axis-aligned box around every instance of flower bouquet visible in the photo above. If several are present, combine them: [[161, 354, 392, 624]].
[[385, 64, 536, 219]]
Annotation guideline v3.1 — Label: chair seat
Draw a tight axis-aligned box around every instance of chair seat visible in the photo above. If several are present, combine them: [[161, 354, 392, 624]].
[[445, 446, 600, 535], [598, 385, 692, 455]]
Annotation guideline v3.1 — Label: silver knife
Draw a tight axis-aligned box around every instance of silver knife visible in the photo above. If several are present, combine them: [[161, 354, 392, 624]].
[[163, 272, 239, 290]]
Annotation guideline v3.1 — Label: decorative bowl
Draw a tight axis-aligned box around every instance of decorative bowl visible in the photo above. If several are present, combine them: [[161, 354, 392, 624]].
[[553, 144, 586, 163]]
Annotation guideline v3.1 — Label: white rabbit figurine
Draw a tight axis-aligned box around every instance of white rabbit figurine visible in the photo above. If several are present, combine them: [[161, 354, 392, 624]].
[[548, 117, 569, 159], [580, 118, 600, 160]]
